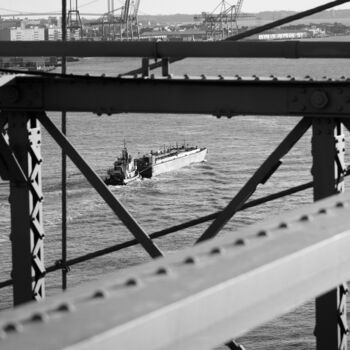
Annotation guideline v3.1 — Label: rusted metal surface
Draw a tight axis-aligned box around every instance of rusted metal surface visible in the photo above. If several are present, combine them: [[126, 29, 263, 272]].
[[1, 192, 350, 349]]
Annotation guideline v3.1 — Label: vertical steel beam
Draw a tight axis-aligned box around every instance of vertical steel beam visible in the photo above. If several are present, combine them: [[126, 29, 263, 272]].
[[8, 113, 45, 305], [61, 0, 68, 291], [141, 58, 150, 77], [162, 58, 169, 77], [312, 117, 348, 350]]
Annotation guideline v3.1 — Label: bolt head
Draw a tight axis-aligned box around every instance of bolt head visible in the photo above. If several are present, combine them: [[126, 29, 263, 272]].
[[310, 90, 329, 109]]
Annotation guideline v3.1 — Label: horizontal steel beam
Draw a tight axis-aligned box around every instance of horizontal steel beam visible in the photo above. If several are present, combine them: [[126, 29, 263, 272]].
[[2, 75, 350, 117], [1, 192, 350, 349], [2, 41, 350, 59]]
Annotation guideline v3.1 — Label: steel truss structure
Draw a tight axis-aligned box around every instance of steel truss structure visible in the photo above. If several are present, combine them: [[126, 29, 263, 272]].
[[1, 190, 350, 349], [2, 0, 350, 349], [1, 68, 350, 349]]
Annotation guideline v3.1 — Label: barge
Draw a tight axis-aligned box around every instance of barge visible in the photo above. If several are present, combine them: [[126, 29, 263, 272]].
[[136, 144, 207, 178]]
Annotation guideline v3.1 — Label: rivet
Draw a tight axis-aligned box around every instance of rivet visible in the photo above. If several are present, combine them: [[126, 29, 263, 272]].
[[31, 312, 49, 323], [184, 256, 197, 265], [257, 230, 268, 237], [155, 267, 169, 275], [125, 277, 140, 286], [299, 215, 311, 222], [3, 323, 23, 333], [318, 208, 328, 214], [234, 238, 246, 246], [336, 201, 346, 208], [55, 302, 75, 313], [210, 247, 223, 255], [93, 289, 109, 299], [279, 222, 288, 229]]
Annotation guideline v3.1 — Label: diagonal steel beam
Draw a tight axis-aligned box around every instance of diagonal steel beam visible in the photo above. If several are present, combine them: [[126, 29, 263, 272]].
[[38, 113, 163, 259], [196, 117, 312, 243]]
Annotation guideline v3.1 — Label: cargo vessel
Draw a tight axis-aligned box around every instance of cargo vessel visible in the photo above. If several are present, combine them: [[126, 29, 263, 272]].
[[104, 145, 140, 185], [136, 144, 207, 178]]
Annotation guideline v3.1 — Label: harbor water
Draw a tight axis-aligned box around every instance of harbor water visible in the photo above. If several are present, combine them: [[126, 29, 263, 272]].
[[1, 48, 350, 348]]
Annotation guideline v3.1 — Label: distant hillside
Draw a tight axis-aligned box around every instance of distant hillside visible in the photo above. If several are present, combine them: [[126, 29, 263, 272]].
[[255, 9, 350, 20]]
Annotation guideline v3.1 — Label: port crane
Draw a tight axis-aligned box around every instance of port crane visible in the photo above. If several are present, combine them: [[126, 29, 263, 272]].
[[96, 0, 140, 40], [194, 0, 245, 40], [129, 0, 141, 38], [67, 0, 83, 37]]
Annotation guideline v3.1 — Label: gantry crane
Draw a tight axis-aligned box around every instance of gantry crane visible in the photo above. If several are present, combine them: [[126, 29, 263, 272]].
[[67, 0, 83, 39], [129, 0, 141, 38], [194, 0, 245, 40], [98, 0, 140, 40]]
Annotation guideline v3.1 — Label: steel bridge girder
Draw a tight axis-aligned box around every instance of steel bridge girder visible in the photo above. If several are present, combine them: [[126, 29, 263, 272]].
[[2, 76, 350, 117]]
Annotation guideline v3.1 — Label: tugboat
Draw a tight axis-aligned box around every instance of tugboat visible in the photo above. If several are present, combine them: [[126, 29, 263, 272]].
[[136, 144, 207, 178], [104, 143, 140, 186]]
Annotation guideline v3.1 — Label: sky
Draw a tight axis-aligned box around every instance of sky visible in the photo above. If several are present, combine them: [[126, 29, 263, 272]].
[[1, 0, 350, 16]]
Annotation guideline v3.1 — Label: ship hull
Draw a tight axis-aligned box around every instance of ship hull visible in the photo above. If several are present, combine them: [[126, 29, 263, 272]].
[[105, 174, 140, 186], [142, 148, 207, 178]]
